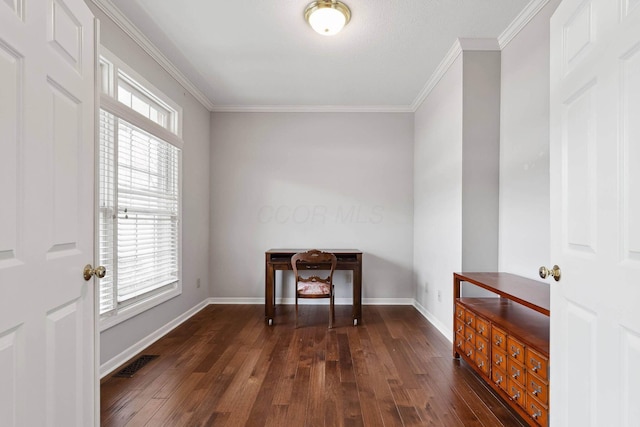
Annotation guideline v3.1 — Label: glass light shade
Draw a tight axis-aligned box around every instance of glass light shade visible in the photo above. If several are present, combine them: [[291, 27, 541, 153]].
[[305, 1, 351, 36]]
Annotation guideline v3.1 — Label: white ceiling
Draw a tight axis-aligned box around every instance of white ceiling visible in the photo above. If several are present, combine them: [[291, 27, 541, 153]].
[[106, 0, 531, 111]]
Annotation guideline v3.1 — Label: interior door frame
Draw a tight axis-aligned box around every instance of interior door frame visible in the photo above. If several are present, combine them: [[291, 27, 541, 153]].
[[93, 16, 101, 427]]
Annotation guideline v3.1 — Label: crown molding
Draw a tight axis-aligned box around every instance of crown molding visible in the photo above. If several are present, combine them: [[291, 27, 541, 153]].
[[411, 38, 500, 113], [410, 37, 502, 113], [457, 38, 501, 51], [410, 39, 462, 112], [498, 0, 551, 49], [89, 0, 215, 111], [210, 104, 414, 113], [411, 0, 552, 112]]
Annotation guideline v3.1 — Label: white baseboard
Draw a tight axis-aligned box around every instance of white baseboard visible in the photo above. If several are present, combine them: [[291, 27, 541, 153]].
[[100, 297, 450, 378], [99, 299, 209, 378], [207, 297, 264, 304], [208, 297, 415, 305], [412, 300, 453, 343]]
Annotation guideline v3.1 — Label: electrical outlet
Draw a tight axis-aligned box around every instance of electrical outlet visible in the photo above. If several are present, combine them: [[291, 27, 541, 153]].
[[196, 278, 201, 288], [437, 290, 442, 302]]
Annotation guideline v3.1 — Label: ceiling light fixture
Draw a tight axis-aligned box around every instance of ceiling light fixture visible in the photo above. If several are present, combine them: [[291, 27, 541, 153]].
[[304, 0, 351, 36]]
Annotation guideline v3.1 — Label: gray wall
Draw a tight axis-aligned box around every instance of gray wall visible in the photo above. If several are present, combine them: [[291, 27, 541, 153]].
[[210, 112, 415, 303], [413, 49, 501, 334], [498, 0, 561, 279], [462, 51, 501, 273], [413, 55, 463, 329], [89, 5, 212, 365]]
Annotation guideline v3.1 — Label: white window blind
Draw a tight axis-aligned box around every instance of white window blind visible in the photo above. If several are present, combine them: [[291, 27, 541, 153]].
[[99, 109, 180, 316], [99, 110, 116, 315]]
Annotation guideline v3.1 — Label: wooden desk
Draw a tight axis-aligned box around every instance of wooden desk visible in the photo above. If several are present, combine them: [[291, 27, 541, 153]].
[[265, 249, 363, 326]]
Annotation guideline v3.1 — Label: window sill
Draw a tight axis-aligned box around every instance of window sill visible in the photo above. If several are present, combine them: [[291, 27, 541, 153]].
[[99, 284, 181, 332]]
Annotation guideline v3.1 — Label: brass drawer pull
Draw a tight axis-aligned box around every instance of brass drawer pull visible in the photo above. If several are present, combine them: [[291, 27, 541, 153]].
[[530, 404, 542, 419], [466, 350, 473, 357], [530, 358, 542, 373], [495, 355, 503, 366], [495, 336, 503, 346], [495, 376, 503, 384], [478, 343, 485, 351], [456, 325, 463, 333], [531, 382, 542, 396], [511, 346, 521, 357], [511, 389, 520, 400]]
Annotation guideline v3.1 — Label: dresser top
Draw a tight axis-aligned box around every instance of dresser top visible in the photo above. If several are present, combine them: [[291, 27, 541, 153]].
[[455, 272, 550, 316]]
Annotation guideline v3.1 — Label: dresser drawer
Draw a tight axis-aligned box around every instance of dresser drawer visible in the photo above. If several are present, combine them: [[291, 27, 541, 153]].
[[475, 335, 489, 356], [507, 357, 525, 386], [464, 342, 475, 360], [492, 347, 506, 370], [454, 334, 464, 352], [464, 310, 476, 329], [454, 317, 465, 335], [492, 325, 507, 350], [527, 399, 549, 427], [455, 303, 465, 320], [492, 367, 508, 392], [475, 316, 489, 338], [507, 378, 527, 410], [475, 352, 489, 377], [507, 336, 525, 364], [464, 326, 475, 345], [526, 348, 549, 381], [527, 373, 549, 405]]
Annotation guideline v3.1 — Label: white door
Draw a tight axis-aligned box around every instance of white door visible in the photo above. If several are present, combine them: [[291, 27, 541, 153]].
[[549, 0, 640, 426], [0, 1, 97, 426]]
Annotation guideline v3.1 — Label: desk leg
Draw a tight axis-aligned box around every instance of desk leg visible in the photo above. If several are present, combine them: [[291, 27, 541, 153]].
[[353, 254, 362, 326], [265, 260, 275, 325]]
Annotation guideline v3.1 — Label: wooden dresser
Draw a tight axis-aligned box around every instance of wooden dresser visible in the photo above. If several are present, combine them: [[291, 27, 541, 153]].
[[453, 273, 550, 427]]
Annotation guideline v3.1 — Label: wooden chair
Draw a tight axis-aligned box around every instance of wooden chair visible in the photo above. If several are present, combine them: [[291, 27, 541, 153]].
[[291, 249, 337, 328]]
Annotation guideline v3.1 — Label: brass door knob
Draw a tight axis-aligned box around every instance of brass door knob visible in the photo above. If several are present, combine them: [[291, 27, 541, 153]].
[[83, 264, 107, 281], [539, 265, 561, 281]]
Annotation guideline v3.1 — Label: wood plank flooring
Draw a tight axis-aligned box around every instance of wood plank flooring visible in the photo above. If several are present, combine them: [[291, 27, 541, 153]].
[[100, 304, 526, 426]]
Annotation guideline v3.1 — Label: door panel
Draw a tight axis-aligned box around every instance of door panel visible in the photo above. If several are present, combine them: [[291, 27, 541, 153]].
[[49, 0, 83, 70], [45, 299, 85, 426], [622, 45, 640, 259], [0, 326, 21, 426], [563, 81, 597, 253], [564, 303, 596, 426], [48, 80, 81, 253], [562, 0, 594, 75], [0, 41, 21, 265], [622, 328, 640, 425]]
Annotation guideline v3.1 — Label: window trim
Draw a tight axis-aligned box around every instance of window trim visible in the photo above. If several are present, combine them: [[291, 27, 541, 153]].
[[98, 47, 183, 332], [100, 46, 183, 138]]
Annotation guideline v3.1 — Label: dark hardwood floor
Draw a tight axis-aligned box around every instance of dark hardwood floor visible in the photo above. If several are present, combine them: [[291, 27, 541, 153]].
[[100, 304, 526, 426]]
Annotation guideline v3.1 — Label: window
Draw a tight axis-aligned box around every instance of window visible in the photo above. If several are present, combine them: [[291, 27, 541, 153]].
[[98, 48, 183, 330]]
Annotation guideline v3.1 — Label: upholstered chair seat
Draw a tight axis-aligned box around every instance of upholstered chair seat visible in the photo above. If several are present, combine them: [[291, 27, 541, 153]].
[[297, 278, 331, 296]]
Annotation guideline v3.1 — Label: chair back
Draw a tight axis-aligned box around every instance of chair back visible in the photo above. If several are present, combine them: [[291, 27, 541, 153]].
[[291, 250, 337, 293]]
